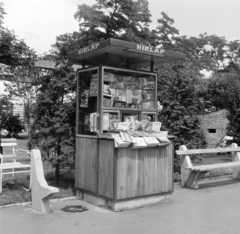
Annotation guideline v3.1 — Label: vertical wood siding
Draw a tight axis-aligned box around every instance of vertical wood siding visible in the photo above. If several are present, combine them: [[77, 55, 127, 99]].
[[98, 139, 114, 198], [116, 144, 173, 200], [75, 136, 173, 201], [75, 137, 98, 193]]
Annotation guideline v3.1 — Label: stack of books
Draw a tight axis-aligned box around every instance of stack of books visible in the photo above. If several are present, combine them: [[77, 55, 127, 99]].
[[143, 136, 159, 147], [131, 137, 147, 149], [113, 136, 131, 148]]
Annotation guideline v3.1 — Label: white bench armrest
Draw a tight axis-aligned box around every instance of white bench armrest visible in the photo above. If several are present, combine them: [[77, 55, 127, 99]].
[[14, 149, 31, 157]]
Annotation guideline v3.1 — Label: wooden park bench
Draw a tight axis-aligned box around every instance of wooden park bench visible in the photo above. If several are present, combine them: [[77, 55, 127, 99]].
[[175, 143, 240, 189], [0, 138, 31, 194], [31, 149, 59, 213]]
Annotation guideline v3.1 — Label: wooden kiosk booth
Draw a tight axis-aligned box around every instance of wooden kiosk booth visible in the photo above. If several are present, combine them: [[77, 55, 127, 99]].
[[68, 38, 185, 211]]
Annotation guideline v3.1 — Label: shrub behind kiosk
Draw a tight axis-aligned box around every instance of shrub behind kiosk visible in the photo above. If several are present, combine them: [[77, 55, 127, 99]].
[[68, 38, 185, 211]]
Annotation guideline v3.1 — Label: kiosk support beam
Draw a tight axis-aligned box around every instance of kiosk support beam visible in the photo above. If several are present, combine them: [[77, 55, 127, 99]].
[[82, 60, 86, 68], [151, 61, 154, 72], [127, 58, 131, 68], [105, 53, 109, 65]]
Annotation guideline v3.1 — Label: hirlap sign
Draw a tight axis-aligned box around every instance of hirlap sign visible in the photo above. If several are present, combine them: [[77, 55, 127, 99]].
[[136, 44, 165, 55], [78, 43, 100, 55]]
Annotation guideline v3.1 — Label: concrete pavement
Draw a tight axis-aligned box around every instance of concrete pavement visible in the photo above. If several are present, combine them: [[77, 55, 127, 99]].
[[1, 177, 240, 234]]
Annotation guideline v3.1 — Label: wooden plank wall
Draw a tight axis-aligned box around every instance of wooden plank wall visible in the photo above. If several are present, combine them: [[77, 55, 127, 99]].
[[98, 139, 114, 198], [75, 137, 98, 193], [75, 137, 173, 201], [116, 143, 173, 200]]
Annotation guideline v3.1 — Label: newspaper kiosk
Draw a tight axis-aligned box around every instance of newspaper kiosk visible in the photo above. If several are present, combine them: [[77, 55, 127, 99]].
[[68, 38, 185, 211]]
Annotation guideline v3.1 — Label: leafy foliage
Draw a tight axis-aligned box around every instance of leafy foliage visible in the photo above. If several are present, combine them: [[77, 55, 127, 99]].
[[0, 96, 24, 138], [0, 28, 37, 74], [74, 0, 156, 45], [28, 66, 76, 186], [0, 2, 6, 28], [3, 81, 37, 132], [157, 62, 206, 149], [1, 112, 24, 138], [206, 72, 240, 144]]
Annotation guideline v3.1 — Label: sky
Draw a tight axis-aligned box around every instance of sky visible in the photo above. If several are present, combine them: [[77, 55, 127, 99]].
[[2, 0, 240, 55], [1, 0, 240, 92]]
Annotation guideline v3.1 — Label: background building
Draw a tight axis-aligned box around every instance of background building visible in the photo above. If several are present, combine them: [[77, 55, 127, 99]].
[[199, 109, 229, 148]]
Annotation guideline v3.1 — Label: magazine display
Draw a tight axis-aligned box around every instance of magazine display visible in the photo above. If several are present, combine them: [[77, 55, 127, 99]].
[[89, 74, 98, 97], [103, 72, 155, 110], [131, 137, 147, 149], [114, 136, 131, 148], [143, 136, 159, 147], [109, 129, 169, 148]]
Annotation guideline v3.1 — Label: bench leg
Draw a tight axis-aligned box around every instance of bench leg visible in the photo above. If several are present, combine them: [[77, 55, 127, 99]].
[[231, 143, 240, 179], [31, 150, 59, 213], [185, 171, 200, 189], [0, 168, 2, 194], [180, 145, 193, 187]]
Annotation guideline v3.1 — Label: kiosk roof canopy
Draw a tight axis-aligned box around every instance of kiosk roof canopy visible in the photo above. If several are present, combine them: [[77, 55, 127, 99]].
[[67, 38, 185, 69]]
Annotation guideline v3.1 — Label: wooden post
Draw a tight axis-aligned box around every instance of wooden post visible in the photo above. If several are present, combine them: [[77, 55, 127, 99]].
[[179, 145, 193, 187], [231, 143, 240, 179]]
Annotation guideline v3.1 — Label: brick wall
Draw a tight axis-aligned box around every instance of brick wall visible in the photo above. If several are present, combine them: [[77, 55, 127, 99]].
[[198, 109, 229, 148]]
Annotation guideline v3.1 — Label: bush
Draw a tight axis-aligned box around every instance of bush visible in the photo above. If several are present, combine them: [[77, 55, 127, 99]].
[[1, 112, 24, 137]]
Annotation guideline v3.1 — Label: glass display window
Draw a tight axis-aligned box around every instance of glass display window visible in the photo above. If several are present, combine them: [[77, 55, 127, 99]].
[[77, 67, 99, 135], [142, 112, 157, 122], [102, 110, 120, 132], [102, 67, 157, 111], [77, 66, 158, 135]]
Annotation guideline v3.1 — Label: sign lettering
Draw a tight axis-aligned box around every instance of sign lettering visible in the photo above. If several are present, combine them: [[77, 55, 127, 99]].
[[78, 43, 100, 55], [137, 44, 165, 55]]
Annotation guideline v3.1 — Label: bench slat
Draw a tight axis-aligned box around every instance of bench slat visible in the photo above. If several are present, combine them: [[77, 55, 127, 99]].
[[1, 154, 17, 159], [0, 143, 17, 147], [186, 161, 240, 171], [0, 139, 17, 142], [1, 162, 31, 170], [176, 147, 240, 156]]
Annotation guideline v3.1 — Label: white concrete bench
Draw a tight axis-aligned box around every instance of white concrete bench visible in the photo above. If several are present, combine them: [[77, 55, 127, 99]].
[[31, 149, 59, 213], [0, 138, 31, 194], [175, 143, 240, 189]]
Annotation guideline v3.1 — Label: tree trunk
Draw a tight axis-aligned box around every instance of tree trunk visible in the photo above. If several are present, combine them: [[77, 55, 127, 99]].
[[55, 163, 60, 187], [55, 143, 61, 187]]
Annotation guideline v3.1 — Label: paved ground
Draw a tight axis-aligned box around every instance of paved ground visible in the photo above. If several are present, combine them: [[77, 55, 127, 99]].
[[1, 177, 240, 234]]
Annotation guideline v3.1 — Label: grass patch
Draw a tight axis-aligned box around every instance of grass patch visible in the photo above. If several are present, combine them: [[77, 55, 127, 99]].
[[0, 134, 75, 206]]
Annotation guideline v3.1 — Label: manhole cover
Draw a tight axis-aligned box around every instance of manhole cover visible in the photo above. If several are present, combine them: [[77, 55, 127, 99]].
[[61, 205, 88, 213]]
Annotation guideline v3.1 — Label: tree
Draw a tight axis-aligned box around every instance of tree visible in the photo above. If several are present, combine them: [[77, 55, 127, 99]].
[[0, 28, 37, 72], [74, 0, 156, 46], [206, 72, 240, 143], [28, 66, 76, 186], [51, 32, 83, 59], [152, 12, 206, 146], [3, 81, 37, 132], [157, 62, 205, 147], [0, 2, 6, 29], [1, 112, 24, 137], [0, 28, 37, 133], [0, 4, 37, 133]]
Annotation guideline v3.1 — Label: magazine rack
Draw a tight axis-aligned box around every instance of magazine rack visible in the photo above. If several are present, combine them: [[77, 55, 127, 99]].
[[68, 38, 185, 211]]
